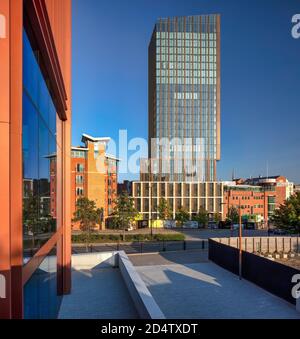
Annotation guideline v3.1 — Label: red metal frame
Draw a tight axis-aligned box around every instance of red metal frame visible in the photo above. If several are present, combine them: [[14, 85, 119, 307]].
[[0, 0, 71, 319]]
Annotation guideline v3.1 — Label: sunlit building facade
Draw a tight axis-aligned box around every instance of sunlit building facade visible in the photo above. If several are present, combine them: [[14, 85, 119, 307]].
[[0, 0, 72, 319], [71, 134, 119, 230], [147, 15, 221, 182]]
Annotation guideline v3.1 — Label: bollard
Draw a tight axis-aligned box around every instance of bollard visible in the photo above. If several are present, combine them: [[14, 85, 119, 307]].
[[163, 240, 166, 252]]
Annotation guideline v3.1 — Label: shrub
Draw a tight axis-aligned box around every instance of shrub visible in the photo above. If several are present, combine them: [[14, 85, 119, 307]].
[[72, 232, 185, 243]]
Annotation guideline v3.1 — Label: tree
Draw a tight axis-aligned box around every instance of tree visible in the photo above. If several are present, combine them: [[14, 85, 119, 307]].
[[111, 193, 138, 236], [271, 193, 300, 234], [213, 212, 222, 224], [193, 207, 209, 228], [227, 207, 239, 224], [23, 193, 55, 250], [156, 198, 172, 220], [72, 197, 103, 252], [175, 207, 190, 226], [23, 193, 40, 249]]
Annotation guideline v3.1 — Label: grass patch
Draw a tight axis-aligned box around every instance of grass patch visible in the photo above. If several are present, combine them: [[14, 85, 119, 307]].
[[72, 232, 185, 243]]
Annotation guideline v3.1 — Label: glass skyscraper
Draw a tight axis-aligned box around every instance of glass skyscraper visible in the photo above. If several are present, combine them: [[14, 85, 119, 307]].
[[147, 15, 221, 182]]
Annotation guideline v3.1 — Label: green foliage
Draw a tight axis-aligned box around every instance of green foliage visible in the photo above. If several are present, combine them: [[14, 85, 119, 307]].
[[271, 193, 300, 234], [175, 207, 190, 225], [23, 193, 56, 245], [23, 193, 40, 237], [72, 197, 103, 250], [193, 207, 209, 227], [213, 213, 222, 224], [111, 193, 139, 229], [72, 232, 185, 243], [156, 198, 172, 220], [227, 207, 239, 224]]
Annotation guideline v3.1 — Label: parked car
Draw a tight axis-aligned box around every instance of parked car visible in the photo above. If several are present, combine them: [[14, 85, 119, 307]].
[[232, 223, 244, 230], [218, 221, 231, 229], [183, 221, 199, 229], [245, 222, 256, 230], [208, 222, 218, 229], [272, 229, 288, 235], [164, 220, 177, 229]]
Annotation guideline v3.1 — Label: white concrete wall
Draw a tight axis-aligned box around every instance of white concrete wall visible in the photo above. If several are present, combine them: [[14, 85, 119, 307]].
[[118, 251, 165, 319], [72, 252, 118, 269], [71, 251, 165, 319]]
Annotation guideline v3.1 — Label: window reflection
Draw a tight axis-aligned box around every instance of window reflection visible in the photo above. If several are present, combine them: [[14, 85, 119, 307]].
[[22, 30, 59, 261], [24, 246, 61, 319]]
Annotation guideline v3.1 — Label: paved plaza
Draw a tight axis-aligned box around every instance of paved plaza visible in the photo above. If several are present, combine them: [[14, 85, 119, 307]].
[[134, 252, 300, 319], [59, 268, 137, 319]]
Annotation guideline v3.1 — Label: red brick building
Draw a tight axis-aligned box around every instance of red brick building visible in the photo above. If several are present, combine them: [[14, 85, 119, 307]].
[[71, 134, 119, 230], [223, 176, 294, 227]]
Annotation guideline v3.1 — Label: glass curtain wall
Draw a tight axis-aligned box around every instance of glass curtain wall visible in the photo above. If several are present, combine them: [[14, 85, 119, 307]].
[[22, 29, 62, 318], [151, 15, 219, 182]]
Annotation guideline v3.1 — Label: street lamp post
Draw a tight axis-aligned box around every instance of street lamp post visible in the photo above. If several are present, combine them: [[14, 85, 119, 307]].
[[238, 197, 243, 280], [149, 182, 153, 239]]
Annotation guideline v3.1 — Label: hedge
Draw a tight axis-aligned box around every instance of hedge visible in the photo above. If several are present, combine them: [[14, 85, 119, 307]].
[[72, 233, 185, 243]]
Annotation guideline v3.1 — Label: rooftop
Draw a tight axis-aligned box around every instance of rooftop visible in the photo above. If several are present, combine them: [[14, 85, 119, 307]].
[[81, 133, 111, 144], [132, 252, 300, 319], [59, 267, 137, 319]]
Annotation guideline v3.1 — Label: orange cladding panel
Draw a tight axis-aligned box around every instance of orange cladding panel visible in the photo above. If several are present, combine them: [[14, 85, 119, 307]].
[[45, 0, 72, 294]]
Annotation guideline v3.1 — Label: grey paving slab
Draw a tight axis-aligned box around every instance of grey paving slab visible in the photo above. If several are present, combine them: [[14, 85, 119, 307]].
[[129, 250, 209, 267], [136, 262, 300, 319], [58, 268, 138, 319], [179, 229, 269, 241]]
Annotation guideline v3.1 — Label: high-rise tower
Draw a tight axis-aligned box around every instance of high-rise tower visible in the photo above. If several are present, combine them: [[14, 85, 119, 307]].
[[147, 15, 221, 182]]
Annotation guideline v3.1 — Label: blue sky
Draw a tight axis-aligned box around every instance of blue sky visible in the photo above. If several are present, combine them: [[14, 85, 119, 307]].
[[72, 0, 300, 183]]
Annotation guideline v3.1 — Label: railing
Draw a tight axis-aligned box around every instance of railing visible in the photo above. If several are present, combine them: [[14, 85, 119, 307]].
[[72, 240, 208, 255], [209, 239, 300, 305]]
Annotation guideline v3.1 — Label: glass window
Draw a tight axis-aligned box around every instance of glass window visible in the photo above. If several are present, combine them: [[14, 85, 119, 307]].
[[23, 30, 58, 260], [24, 246, 62, 319]]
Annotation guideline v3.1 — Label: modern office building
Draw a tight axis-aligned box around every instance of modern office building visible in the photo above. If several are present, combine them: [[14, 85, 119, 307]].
[[71, 134, 119, 230], [132, 176, 293, 225], [0, 0, 72, 319], [223, 176, 294, 227], [134, 15, 221, 222], [242, 176, 294, 201], [132, 181, 224, 221], [146, 15, 221, 182], [118, 180, 133, 195]]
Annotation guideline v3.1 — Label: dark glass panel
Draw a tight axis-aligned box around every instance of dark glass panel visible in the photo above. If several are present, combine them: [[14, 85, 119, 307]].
[[23, 32, 39, 104], [24, 247, 62, 319], [23, 29, 58, 260]]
